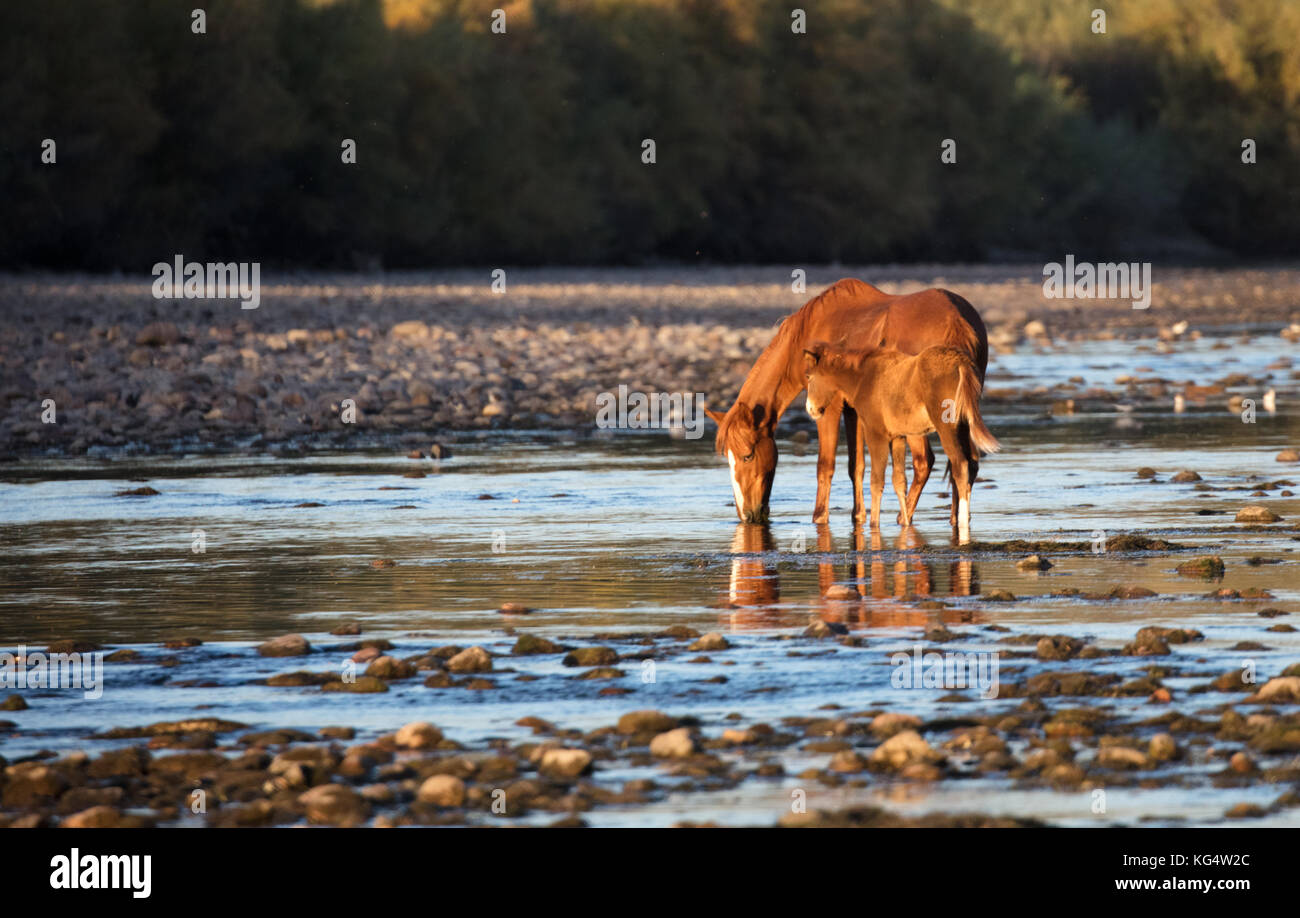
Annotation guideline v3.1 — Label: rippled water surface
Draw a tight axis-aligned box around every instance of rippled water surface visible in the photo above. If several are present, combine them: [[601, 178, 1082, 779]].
[[1, 335, 1298, 826]]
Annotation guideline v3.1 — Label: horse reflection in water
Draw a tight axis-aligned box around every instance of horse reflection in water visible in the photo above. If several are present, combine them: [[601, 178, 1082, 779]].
[[724, 524, 781, 612], [721, 523, 981, 630]]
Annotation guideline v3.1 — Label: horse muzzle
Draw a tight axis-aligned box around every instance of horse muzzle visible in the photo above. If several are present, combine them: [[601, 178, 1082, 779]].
[[738, 505, 770, 524]]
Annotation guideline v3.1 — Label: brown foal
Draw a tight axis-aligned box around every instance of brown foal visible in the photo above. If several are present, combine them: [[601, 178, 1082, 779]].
[[802, 342, 999, 541]]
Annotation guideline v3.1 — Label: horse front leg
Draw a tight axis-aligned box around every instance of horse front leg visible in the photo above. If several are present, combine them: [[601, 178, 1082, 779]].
[[843, 402, 866, 524], [813, 397, 844, 524]]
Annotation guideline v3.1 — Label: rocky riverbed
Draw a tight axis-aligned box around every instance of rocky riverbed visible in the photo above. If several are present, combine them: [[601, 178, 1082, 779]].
[[2, 610, 1299, 829], [2, 265, 1299, 457]]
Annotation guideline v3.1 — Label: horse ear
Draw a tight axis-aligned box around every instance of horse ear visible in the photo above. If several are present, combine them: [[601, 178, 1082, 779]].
[[704, 407, 726, 425], [751, 403, 765, 427]]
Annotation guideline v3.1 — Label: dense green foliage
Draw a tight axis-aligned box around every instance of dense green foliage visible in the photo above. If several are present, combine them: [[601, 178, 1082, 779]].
[[1, 0, 1296, 269]]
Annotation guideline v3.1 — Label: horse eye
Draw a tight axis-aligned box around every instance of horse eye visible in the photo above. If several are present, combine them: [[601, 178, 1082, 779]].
[[743, 454, 754, 463]]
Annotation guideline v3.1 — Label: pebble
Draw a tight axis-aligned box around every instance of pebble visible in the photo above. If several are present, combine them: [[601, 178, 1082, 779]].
[[870, 713, 922, 736], [803, 617, 846, 638], [62, 805, 138, 829], [1175, 556, 1225, 578], [617, 710, 678, 735], [1255, 676, 1300, 702], [257, 634, 311, 657], [365, 656, 417, 680], [869, 730, 942, 770], [512, 634, 562, 655], [562, 647, 618, 667], [1148, 733, 1178, 762], [828, 750, 867, 773], [721, 728, 757, 745], [1229, 751, 1256, 774], [321, 676, 389, 693], [649, 728, 696, 758], [394, 722, 443, 749], [1235, 505, 1283, 523], [689, 633, 729, 652], [299, 783, 369, 826], [1096, 746, 1148, 769], [537, 747, 593, 778], [446, 646, 493, 673], [416, 774, 466, 807]]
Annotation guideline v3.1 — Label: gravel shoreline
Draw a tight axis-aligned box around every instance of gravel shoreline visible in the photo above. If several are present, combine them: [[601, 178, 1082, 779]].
[[3, 265, 1299, 458], [4, 609, 1298, 828]]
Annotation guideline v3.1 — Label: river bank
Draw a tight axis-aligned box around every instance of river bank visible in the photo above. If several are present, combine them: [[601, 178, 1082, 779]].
[[3, 266, 1298, 458]]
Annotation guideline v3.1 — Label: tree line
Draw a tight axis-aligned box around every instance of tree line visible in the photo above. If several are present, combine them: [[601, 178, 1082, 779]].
[[1, 0, 1296, 270]]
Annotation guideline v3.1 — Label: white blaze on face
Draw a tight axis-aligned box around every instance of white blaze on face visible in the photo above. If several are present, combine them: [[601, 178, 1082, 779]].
[[727, 450, 746, 518]]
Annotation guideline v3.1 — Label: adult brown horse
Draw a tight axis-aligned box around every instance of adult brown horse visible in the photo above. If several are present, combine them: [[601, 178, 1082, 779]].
[[705, 278, 988, 524]]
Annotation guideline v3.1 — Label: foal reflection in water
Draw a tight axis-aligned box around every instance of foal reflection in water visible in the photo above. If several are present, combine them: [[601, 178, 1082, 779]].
[[720, 523, 981, 631]]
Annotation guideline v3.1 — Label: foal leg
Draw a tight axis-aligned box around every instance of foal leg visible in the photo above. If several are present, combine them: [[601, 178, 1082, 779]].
[[891, 438, 910, 525], [843, 402, 866, 524], [866, 434, 889, 530], [812, 397, 844, 524], [901, 434, 932, 525]]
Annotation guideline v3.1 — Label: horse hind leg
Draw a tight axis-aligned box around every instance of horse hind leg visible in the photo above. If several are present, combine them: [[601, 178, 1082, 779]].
[[936, 424, 974, 543], [902, 434, 932, 526], [962, 453, 980, 536]]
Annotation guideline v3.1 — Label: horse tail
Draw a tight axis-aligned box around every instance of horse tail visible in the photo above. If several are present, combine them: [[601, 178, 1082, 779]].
[[954, 360, 1000, 458], [940, 290, 989, 382]]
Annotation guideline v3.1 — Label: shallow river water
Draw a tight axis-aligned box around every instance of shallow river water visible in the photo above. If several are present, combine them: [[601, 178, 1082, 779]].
[[1, 334, 1298, 826]]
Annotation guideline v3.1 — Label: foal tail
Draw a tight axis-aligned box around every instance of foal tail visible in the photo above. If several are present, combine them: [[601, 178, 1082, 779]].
[[953, 360, 1000, 458]]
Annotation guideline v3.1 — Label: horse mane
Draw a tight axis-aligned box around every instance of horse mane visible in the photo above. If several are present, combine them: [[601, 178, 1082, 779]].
[[712, 279, 884, 455]]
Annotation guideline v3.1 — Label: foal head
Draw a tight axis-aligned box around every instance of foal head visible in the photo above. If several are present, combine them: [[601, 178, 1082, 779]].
[[801, 342, 852, 420], [706, 402, 777, 524]]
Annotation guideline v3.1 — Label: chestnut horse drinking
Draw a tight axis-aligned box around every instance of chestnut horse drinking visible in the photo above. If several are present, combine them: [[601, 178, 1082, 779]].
[[706, 278, 987, 524], [802, 342, 999, 541]]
